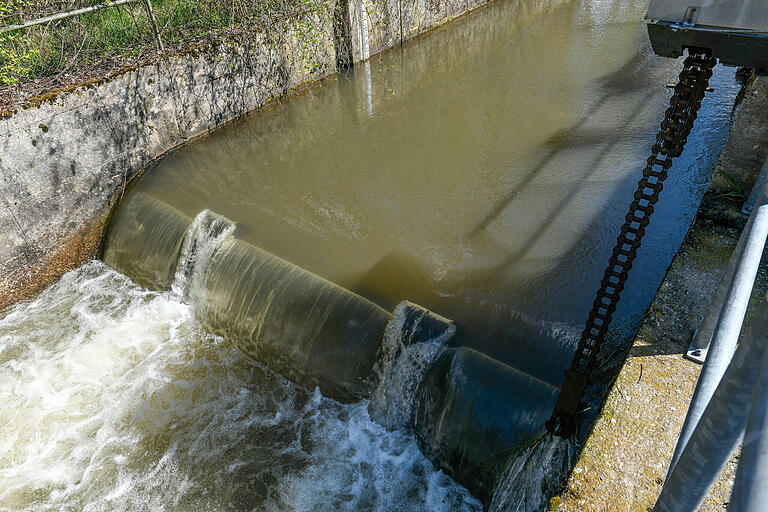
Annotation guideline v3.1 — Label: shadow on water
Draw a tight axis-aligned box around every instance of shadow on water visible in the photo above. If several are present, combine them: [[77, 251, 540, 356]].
[[467, 51, 657, 238], [350, 49, 666, 383], [116, 0, 738, 432]]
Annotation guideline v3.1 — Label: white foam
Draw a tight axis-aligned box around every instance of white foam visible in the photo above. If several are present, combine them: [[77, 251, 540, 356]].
[[0, 262, 480, 511], [369, 302, 454, 431]]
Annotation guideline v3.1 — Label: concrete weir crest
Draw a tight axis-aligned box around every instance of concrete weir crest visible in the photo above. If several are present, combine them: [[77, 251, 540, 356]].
[[99, 188, 559, 504]]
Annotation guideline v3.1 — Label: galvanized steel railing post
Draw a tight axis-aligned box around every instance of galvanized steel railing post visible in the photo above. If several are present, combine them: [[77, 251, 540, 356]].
[[730, 341, 768, 511], [742, 158, 768, 216], [687, 159, 768, 366], [685, 223, 750, 365], [668, 182, 768, 473], [653, 291, 768, 511]]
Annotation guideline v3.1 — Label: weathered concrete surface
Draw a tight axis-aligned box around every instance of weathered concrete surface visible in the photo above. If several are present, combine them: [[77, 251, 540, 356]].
[[552, 77, 768, 512], [0, 0, 491, 311], [347, 0, 489, 62], [0, 17, 337, 310]]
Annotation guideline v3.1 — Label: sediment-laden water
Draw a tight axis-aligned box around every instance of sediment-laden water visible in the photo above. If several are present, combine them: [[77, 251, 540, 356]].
[[125, 0, 739, 383], [1, 0, 741, 509]]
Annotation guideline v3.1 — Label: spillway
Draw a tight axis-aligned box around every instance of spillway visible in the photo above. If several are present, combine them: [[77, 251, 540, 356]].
[[0, 263, 482, 510], [124, 0, 738, 389], [0, 0, 742, 509], [100, 192, 562, 502]]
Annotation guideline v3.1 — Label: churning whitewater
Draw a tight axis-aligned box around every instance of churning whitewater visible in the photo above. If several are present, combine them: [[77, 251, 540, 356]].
[[0, 0, 743, 508], [0, 262, 481, 511]]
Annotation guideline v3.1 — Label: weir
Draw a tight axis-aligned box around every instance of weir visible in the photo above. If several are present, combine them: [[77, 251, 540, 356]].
[[94, 0, 740, 503], [0, 0, 747, 509], [101, 190, 560, 500], [199, 237, 390, 400], [103, 192, 193, 290]]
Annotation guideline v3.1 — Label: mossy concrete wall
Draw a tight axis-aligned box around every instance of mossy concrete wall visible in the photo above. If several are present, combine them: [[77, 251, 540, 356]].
[[346, 0, 488, 62], [0, 0, 489, 310]]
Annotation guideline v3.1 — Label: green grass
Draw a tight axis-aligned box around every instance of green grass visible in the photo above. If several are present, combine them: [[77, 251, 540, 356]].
[[0, 0, 334, 87]]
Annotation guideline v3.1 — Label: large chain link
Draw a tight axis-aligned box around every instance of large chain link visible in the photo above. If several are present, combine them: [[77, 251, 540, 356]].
[[547, 49, 717, 438]]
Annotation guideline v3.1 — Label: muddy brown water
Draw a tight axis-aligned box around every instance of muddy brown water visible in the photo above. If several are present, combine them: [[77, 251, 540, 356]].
[[0, 0, 741, 509], [124, 0, 738, 384]]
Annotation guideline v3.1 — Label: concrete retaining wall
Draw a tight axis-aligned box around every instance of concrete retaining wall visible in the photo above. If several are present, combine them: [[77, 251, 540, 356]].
[[347, 0, 488, 62], [0, 0, 489, 310]]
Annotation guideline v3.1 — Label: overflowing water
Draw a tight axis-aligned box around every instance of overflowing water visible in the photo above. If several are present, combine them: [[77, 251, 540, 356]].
[[0, 262, 481, 511], [171, 210, 237, 301], [489, 435, 574, 512], [101, 188, 561, 503], [0, 0, 744, 508], [368, 302, 454, 430]]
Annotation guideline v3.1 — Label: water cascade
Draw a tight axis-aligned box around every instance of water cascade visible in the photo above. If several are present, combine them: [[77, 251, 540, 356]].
[[6, 0, 742, 507], [102, 192, 193, 290], [414, 347, 559, 502], [198, 237, 391, 400], [101, 190, 562, 503], [0, 263, 483, 510]]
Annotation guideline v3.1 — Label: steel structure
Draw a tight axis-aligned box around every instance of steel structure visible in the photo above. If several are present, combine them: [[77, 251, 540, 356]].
[[654, 174, 768, 511], [547, 50, 716, 437], [645, 0, 768, 71]]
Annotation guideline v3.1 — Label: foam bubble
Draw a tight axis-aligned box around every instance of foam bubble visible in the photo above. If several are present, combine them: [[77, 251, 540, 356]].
[[0, 262, 480, 511]]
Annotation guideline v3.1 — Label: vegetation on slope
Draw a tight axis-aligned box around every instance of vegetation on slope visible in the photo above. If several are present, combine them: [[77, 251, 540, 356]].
[[0, 0, 335, 108]]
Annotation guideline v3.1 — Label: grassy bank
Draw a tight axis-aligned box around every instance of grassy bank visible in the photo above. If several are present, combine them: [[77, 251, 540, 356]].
[[0, 0, 336, 109]]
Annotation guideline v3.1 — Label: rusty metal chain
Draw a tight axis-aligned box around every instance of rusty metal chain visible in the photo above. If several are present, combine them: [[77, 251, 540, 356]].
[[547, 49, 717, 438]]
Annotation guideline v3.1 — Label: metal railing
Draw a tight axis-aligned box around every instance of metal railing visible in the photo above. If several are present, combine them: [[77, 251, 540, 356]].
[[654, 158, 768, 511], [685, 157, 768, 365], [0, 0, 163, 50]]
